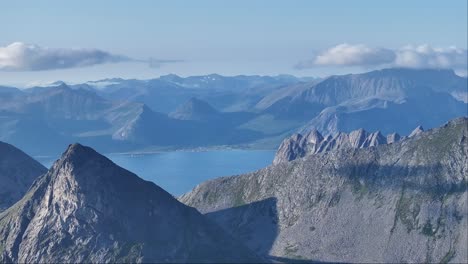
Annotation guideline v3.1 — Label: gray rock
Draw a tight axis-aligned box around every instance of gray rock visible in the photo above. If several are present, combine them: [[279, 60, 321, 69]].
[[387, 132, 401, 144], [181, 117, 468, 263], [409, 125, 424, 137], [273, 126, 402, 165], [0, 143, 260, 263]]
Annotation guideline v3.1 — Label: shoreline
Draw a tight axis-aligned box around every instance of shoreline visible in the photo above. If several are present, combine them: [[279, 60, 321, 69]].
[[34, 145, 277, 159]]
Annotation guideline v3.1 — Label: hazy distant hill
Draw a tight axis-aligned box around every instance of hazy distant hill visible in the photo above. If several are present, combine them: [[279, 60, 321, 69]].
[[0, 84, 262, 155], [0, 141, 46, 212], [255, 68, 467, 135], [89, 74, 304, 113], [169, 97, 221, 121], [0, 69, 465, 155]]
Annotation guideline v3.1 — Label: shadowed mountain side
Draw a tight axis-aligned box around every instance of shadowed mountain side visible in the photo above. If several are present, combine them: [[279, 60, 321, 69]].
[[113, 108, 263, 147], [206, 198, 279, 257], [262, 97, 325, 121], [0, 141, 47, 212]]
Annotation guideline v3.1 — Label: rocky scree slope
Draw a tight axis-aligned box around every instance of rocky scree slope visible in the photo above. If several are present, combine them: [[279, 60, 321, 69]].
[[180, 117, 468, 263]]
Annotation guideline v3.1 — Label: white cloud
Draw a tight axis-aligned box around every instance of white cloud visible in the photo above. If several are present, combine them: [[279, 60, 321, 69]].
[[313, 43, 394, 67], [0, 42, 131, 71], [394, 44, 467, 69], [296, 43, 467, 71]]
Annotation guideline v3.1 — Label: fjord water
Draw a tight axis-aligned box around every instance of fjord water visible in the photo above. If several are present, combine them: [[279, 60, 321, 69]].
[[37, 150, 275, 195]]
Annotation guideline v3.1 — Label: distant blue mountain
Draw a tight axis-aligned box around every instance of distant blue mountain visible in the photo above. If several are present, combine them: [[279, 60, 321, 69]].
[[85, 74, 304, 113], [255, 68, 467, 135], [0, 69, 465, 155]]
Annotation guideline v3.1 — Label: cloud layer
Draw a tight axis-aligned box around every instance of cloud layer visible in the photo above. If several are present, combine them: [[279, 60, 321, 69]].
[[0, 42, 131, 71], [296, 43, 467, 71]]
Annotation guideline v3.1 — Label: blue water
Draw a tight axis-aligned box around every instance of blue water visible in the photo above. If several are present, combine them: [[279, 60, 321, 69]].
[[37, 150, 275, 196]]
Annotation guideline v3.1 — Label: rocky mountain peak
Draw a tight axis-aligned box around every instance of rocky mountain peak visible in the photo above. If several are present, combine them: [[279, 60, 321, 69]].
[[386, 132, 401, 144], [367, 131, 386, 146], [0, 143, 259, 263], [273, 126, 405, 164], [62, 142, 95, 159], [275, 119, 467, 165], [304, 129, 324, 144], [54, 143, 109, 175], [409, 125, 424, 137], [169, 97, 219, 121], [348, 128, 369, 148], [53, 82, 71, 90]]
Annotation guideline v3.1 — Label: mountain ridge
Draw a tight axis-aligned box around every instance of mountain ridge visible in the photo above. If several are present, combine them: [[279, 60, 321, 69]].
[[180, 117, 468, 263], [1, 68, 466, 155], [272, 123, 431, 164], [0, 143, 260, 263]]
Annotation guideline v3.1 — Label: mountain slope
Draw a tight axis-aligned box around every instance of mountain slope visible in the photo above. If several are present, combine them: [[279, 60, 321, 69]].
[[257, 68, 466, 110], [272, 125, 431, 164], [300, 89, 466, 135], [0, 141, 47, 212], [0, 83, 264, 155], [255, 68, 467, 136], [0, 144, 260, 263], [180, 117, 468, 263], [169, 97, 221, 121]]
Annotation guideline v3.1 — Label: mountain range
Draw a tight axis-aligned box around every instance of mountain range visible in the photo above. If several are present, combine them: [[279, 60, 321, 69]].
[[180, 117, 468, 263], [0, 68, 466, 157], [0, 117, 466, 262], [272, 124, 424, 165]]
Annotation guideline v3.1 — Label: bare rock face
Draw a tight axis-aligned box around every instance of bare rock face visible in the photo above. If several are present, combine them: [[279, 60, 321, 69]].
[[273, 126, 409, 165], [0, 144, 259, 263], [181, 117, 468, 263], [387, 132, 401, 144], [0, 141, 46, 212], [304, 129, 324, 145], [409, 125, 424, 137], [273, 122, 424, 164]]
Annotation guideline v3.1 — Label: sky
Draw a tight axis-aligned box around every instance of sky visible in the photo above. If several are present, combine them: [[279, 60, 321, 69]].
[[0, 0, 467, 86]]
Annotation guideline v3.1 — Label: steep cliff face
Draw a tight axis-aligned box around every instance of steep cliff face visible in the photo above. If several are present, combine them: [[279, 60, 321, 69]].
[[272, 125, 419, 164], [181, 117, 468, 263], [0, 144, 259, 263], [0, 141, 46, 212]]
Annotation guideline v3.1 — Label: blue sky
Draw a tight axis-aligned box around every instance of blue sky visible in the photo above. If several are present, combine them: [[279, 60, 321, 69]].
[[1, 0, 467, 86]]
